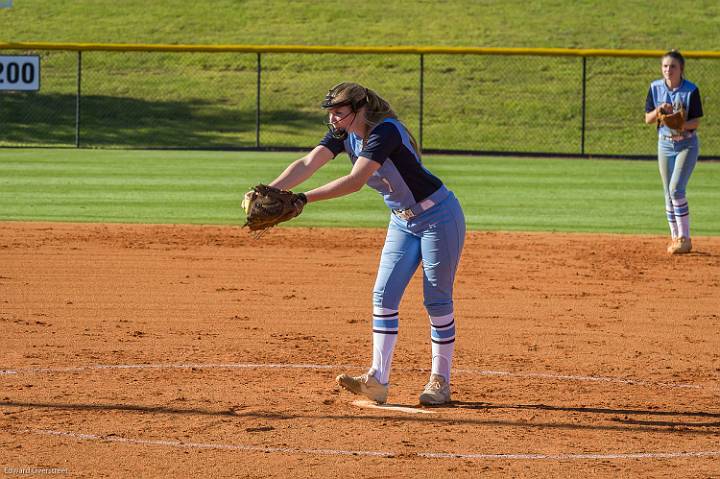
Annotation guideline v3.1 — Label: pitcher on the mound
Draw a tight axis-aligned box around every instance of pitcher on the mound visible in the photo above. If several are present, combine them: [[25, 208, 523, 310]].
[[266, 82, 466, 405]]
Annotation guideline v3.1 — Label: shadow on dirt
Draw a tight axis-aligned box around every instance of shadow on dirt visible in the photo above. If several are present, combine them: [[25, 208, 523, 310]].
[[3, 399, 719, 434]]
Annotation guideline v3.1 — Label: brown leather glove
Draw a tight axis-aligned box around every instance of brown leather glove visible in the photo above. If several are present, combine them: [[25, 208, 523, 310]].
[[241, 184, 307, 232]]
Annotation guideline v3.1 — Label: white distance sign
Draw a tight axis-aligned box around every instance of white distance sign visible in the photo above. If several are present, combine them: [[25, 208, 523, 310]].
[[0, 56, 41, 91]]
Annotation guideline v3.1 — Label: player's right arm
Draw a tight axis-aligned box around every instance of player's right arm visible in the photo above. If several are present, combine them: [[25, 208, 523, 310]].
[[269, 145, 335, 190]]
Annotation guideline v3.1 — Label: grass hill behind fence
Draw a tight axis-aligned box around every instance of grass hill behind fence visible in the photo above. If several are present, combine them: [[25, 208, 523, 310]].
[[3, 1, 720, 50], [1, 1, 719, 157]]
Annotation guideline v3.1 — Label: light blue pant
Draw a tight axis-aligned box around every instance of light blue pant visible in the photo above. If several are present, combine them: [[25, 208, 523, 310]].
[[372, 192, 465, 317], [658, 136, 699, 219]]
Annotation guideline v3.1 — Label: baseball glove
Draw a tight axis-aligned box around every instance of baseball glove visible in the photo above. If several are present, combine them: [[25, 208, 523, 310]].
[[657, 108, 685, 131], [241, 184, 307, 232]]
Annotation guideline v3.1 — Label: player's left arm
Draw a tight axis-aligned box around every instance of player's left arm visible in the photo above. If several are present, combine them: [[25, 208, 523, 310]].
[[683, 118, 701, 130], [302, 157, 380, 203], [683, 88, 704, 130]]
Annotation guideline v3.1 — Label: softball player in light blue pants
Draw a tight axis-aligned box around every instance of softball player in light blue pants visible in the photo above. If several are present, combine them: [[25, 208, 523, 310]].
[[658, 136, 699, 241], [270, 82, 466, 404], [645, 50, 704, 254], [371, 190, 465, 389]]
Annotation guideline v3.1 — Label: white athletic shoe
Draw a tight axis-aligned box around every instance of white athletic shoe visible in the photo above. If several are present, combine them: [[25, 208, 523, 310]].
[[419, 374, 451, 406], [336, 372, 388, 404]]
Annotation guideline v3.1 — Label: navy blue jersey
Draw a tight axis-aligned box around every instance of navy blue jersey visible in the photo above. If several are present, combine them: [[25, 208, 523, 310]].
[[645, 79, 703, 135], [318, 118, 443, 210]]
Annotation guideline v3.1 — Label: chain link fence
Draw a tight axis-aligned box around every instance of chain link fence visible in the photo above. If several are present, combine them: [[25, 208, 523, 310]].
[[1, 44, 718, 158]]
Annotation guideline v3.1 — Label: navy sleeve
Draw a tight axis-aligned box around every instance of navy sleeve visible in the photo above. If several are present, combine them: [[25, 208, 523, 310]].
[[687, 88, 704, 120], [318, 131, 345, 157], [359, 122, 402, 165], [645, 87, 656, 113]]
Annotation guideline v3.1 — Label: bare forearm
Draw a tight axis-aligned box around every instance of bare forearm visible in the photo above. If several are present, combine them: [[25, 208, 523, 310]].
[[269, 158, 315, 191], [269, 146, 334, 190], [304, 175, 365, 203], [645, 109, 660, 124], [683, 118, 700, 130], [303, 156, 379, 203]]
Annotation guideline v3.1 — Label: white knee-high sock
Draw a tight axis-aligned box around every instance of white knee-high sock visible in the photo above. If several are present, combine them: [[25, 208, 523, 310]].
[[369, 307, 398, 385], [672, 196, 690, 238], [429, 313, 456, 382]]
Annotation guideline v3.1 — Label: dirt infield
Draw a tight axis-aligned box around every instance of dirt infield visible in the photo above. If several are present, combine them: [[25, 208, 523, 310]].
[[1, 222, 719, 478]]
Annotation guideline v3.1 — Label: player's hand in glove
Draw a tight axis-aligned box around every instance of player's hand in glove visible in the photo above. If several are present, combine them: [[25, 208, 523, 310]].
[[657, 105, 685, 131], [241, 184, 308, 232]]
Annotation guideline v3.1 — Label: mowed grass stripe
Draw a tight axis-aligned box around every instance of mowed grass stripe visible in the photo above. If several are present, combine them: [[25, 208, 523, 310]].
[[1, 149, 719, 234]]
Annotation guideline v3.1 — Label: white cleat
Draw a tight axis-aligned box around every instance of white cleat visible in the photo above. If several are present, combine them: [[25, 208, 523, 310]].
[[336, 372, 388, 404], [419, 374, 451, 406]]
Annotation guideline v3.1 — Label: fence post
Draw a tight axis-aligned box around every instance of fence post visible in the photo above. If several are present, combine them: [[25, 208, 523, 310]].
[[256, 53, 261, 149], [419, 53, 424, 152], [75, 51, 82, 148], [580, 56, 587, 156]]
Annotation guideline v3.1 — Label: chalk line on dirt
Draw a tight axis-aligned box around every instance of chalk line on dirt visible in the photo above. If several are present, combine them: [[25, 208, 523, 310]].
[[19, 429, 720, 462]]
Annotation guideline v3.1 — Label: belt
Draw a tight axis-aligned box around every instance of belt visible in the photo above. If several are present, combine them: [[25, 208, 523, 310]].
[[660, 131, 695, 142], [392, 186, 449, 220], [393, 198, 435, 220]]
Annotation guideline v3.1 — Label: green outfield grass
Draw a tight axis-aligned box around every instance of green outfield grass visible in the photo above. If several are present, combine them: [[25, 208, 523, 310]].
[[1, 149, 718, 235]]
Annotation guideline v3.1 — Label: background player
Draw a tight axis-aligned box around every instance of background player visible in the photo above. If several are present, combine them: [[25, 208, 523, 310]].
[[266, 82, 466, 405], [644, 50, 704, 254]]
